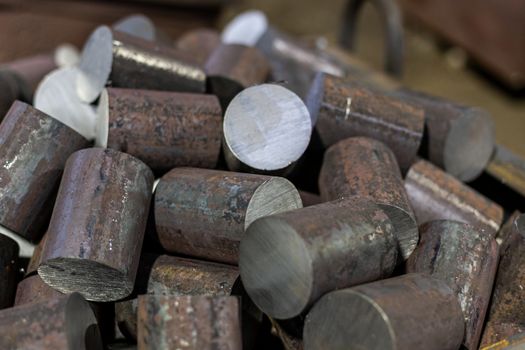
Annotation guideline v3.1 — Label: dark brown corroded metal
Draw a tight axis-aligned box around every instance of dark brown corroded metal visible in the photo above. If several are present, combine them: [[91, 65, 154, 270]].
[[480, 214, 525, 347], [0, 293, 102, 350], [38, 148, 154, 302], [486, 144, 525, 198], [240, 196, 397, 319], [496, 211, 522, 248], [101, 88, 223, 173], [298, 191, 322, 207], [407, 220, 499, 350], [0, 101, 90, 241], [4, 53, 57, 93], [308, 73, 424, 170], [303, 273, 464, 350], [26, 233, 48, 276], [482, 332, 525, 350], [138, 295, 242, 350], [205, 43, 270, 108], [175, 28, 221, 66], [405, 159, 504, 237], [155, 167, 302, 264], [0, 234, 18, 309], [319, 137, 418, 260], [14, 274, 63, 306], [0, 69, 30, 119]]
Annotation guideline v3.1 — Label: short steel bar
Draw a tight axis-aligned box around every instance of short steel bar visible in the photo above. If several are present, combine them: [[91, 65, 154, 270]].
[[175, 28, 221, 66], [14, 274, 63, 306]]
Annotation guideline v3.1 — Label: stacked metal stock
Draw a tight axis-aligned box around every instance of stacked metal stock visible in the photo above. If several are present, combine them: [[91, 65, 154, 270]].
[[0, 10, 522, 350]]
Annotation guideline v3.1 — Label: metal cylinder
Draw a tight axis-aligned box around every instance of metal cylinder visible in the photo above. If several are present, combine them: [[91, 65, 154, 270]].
[[223, 84, 312, 174], [0, 234, 18, 309], [155, 167, 302, 264], [239, 196, 397, 319], [482, 332, 525, 350], [5, 53, 57, 93], [38, 148, 154, 302], [138, 295, 242, 350], [319, 137, 418, 260], [76, 26, 206, 103], [496, 211, 522, 248], [308, 73, 424, 170], [98, 88, 222, 173], [303, 273, 464, 350], [14, 274, 63, 306], [298, 191, 322, 207], [0, 293, 102, 350], [405, 159, 503, 237], [0, 69, 30, 119], [407, 220, 499, 350], [26, 233, 47, 276], [175, 28, 221, 66], [0, 101, 90, 242]]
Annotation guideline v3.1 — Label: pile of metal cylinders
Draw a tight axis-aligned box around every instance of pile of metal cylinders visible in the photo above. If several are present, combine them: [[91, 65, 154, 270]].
[[0, 10, 523, 350]]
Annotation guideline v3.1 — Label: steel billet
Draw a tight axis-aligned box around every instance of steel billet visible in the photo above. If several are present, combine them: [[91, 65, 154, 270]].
[[76, 26, 206, 103], [405, 159, 503, 237], [155, 167, 302, 264], [319, 137, 419, 260], [496, 211, 522, 248], [303, 273, 464, 350], [38, 148, 154, 302], [482, 332, 525, 350], [0, 235, 18, 309], [26, 233, 47, 276], [0, 293, 102, 350], [14, 274, 63, 306], [138, 295, 242, 350], [0, 101, 90, 242], [308, 73, 424, 170], [407, 220, 499, 349], [175, 28, 221, 66], [298, 191, 322, 207], [239, 196, 397, 319], [4, 53, 57, 93], [98, 88, 223, 172]]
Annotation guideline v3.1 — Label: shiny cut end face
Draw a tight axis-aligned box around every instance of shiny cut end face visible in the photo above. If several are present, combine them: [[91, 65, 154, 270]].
[[221, 10, 268, 46], [113, 14, 155, 41], [65, 293, 103, 350], [95, 89, 109, 148], [378, 203, 419, 260]]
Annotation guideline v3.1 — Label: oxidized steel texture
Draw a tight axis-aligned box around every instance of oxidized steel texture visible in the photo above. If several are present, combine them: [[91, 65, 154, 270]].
[[405, 159, 503, 237], [407, 220, 499, 350], [303, 273, 464, 350], [319, 137, 418, 260], [0, 234, 18, 309], [14, 274, 63, 306], [482, 332, 525, 350], [111, 29, 206, 93], [298, 191, 322, 207], [5, 53, 56, 93], [26, 232, 48, 276], [496, 211, 522, 248], [106, 88, 222, 173], [175, 28, 221, 66], [311, 74, 424, 170], [0, 101, 90, 241], [0, 69, 30, 119], [138, 295, 242, 350], [155, 167, 301, 264], [38, 148, 154, 302], [480, 213, 525, 347]]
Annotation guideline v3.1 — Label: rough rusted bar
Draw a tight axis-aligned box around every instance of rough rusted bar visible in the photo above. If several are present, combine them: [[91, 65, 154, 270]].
[[205, 43, 270, 108], [482, 332, 525, 350], [405, 159, 504, 237], [4, 53, 57, 93], [496, 211, 522, 248], [298, 191, 322, 207], [38, 148, 154, 302], [138, 295, 242, 350], [26, 233, 47, 276], [0, 69, 30, 119], [240, 197, 397, 319], [175, 28, 221, 66], [76, 26, 206, 103], [0, 101, 90, 242], [98, 88, 222, 173], [407, 220, 499, 349], [223, 84, 312, 174], [0, 234, 18, 309], [0, 293, 102, 350], [308, 73, 424, 170], [319, 137, 418, 260], [155, 167, 302, 264], [303, 273, 464, 350], [480, 214, 525, 347], [14, 274, 63, 306]]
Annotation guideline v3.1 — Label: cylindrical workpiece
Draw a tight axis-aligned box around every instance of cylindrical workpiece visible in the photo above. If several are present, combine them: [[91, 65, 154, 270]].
[[0, 101, 90, 241], [303, 273, 464, 350], [14, 274, 63, 306], [26, 233, 48, 276], [38, 148, 154, 302], [98, 88, 222, 173], [223, 84, 312, 173], [298, 191, 322, 207], [239, 197, 397, 319], [5, 53, 57, 93], [138, 295, 242, 350], [405, 159, 503, 237], [76, 26, 206, 103], [175, 28, 221, 66], [0, 234, 18, 309], [155, 167, 302, 264], [308, 73, 424, 170], [0, 293, 102, 350], [407, 220, 499, 349], [319, 137, 418, 260], [482, 332, 525, 350]]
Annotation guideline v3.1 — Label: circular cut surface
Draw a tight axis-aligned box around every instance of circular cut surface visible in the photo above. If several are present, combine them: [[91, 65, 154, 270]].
[[221, 10, 268, 46], [65, 293, 103, 350], [224, 84, 312, 171], [378, 203, 419, 260], [113, 14, 155, 41]]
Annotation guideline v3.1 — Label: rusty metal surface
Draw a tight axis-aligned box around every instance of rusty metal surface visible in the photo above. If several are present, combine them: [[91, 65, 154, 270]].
[[155, 167, 302, 264], [298, 191, 322, 207], [407, 220, 499, 349], [137, 295, 242, 350], [496, 211, 522, 249], [0, 293, 102, 350], [0, 234, 18, 309], [0, 101, 89, 241], [319, 137, 418, 260], [240, 196, 397, 319], [14, 274, 63, 306], [105, 88, 222, 173], [304, 273, 464, 350], [38, 148, 154, 302], [0, 69, 30, 119], [482, 332, 525, 350], [487, 145, 525, 198], [405, 159, 503, 237], [26, 232, 47, 276], [4, 53, 56, 93], [175, 28, 221, 66], [309, 74, 424, 170]]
